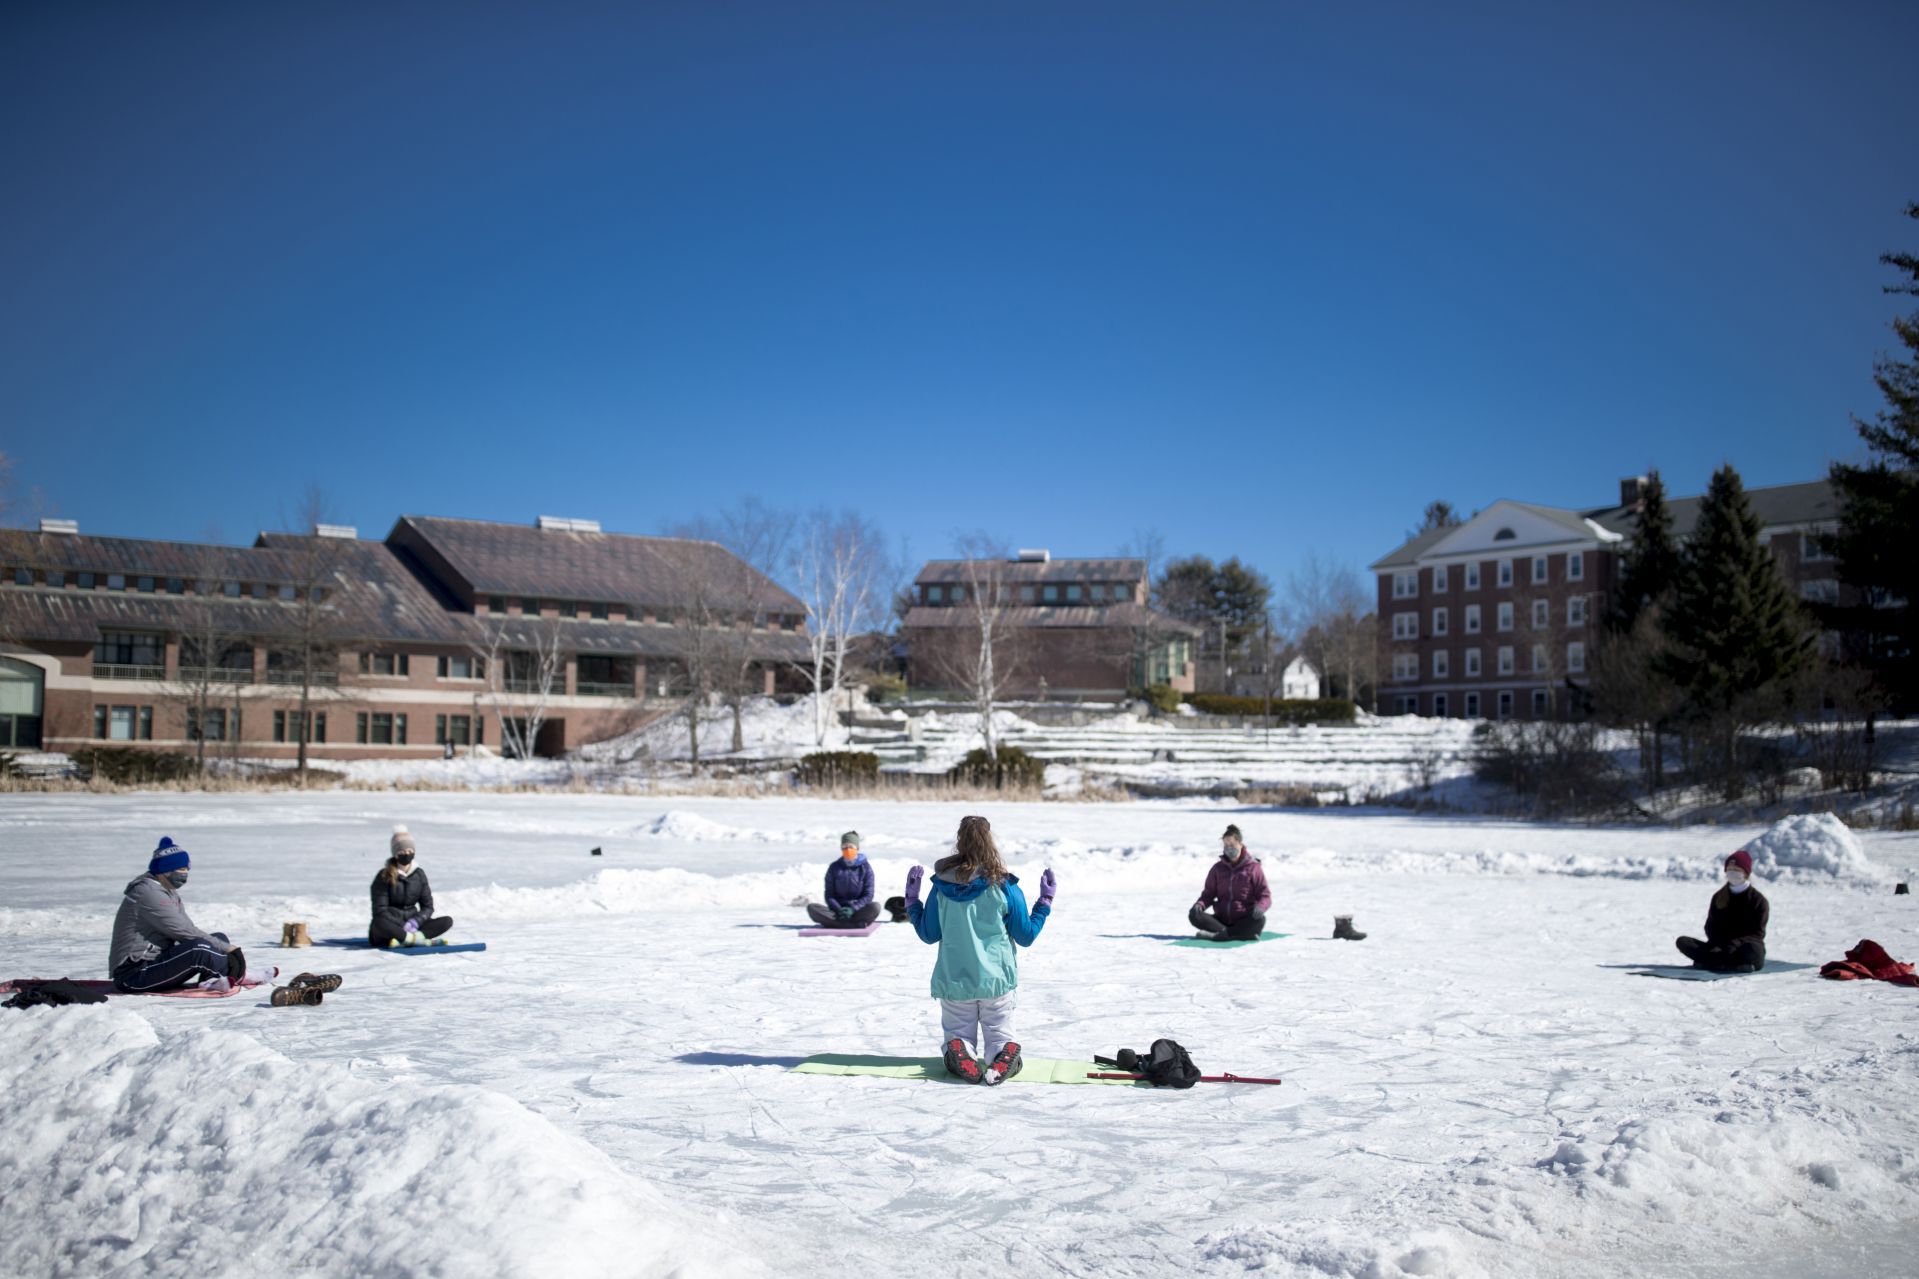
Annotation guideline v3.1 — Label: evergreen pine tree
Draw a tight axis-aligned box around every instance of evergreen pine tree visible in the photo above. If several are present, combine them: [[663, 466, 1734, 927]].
[[1824, 202, 1919, 711], [1605, 471, 1679, 635], [1659, 465, 1808, 726]]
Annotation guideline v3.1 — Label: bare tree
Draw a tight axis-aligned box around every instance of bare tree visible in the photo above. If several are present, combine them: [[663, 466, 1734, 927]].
[[666, 502, 797, 756], [166, 543, 252, 773], [792, 508, 888, 744], [273, 489, 354, 784], [1283, 552, 1375, 709], [472, 612, 565, 761], [920, 534, 1028, 759]]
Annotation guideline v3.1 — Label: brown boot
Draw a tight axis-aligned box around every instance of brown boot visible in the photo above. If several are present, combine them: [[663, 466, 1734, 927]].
[[281, 922, 314, 948], [270, 985, 323, 1007], [287, 972, 342, 994]]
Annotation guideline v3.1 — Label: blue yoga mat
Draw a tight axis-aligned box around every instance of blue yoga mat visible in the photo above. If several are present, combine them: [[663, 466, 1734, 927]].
[[313, 937, 489, 954]]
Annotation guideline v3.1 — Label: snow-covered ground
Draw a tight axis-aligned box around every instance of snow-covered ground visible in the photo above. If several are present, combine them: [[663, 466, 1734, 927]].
[[4, 793, 1918, 1278]]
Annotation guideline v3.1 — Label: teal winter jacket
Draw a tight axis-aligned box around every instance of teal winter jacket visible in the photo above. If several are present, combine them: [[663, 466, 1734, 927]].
[[908, 858, 1050, 1000]]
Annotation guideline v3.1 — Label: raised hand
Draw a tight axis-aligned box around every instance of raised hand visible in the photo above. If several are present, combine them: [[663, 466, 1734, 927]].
[[1035, 868, 1057, 911], [905, 865, 924, 905]]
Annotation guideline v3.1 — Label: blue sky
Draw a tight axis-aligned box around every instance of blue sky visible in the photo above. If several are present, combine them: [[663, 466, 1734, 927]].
[[2, 1, 1913, 596]]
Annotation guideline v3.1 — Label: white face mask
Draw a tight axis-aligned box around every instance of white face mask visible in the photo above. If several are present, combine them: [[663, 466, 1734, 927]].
[[1727, 871, 1749, 892]]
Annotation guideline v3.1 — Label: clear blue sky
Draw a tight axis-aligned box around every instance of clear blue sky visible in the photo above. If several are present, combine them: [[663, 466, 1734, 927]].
[[2, 1, 1913, 595]]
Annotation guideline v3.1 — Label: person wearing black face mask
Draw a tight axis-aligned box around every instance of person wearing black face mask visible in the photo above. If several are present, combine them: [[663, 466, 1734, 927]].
[[109, 837, 246, 991], [369, 825, 455, 948]]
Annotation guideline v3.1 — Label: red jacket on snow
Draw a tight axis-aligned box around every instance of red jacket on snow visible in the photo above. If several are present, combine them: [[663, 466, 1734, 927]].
[[1821, 939, 1919, 988]]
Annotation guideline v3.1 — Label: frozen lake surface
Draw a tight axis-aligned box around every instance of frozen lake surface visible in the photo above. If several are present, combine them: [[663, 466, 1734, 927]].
[[3, 792, 1917, 1278]]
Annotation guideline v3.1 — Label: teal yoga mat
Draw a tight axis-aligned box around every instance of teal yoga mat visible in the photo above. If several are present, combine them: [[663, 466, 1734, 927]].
[[790, 1054, 1148, 1085], [1624, 961, 1818, 982], [1169, 931, 1290, 949]]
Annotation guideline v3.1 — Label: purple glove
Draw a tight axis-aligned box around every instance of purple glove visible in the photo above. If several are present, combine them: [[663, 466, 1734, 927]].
[[905, 865, 924, 906], [1035, 868, 1057, 912], [403, 918, 421, 935]]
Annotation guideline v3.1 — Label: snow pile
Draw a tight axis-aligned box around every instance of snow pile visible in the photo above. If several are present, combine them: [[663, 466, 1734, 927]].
[[0, 1007, 763, 1279], [1741, 812, 1882, 883], [582, 694, 851, 763]]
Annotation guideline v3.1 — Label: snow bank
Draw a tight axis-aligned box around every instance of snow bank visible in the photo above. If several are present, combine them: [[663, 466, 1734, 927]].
[[0, 1007, 762, 1279], [1742, 812, 1881, 883]]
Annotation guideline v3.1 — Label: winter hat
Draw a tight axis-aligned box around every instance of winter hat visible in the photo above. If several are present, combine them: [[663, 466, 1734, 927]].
[[1726, 850, 1754, 876], [148, 836, 190, 876], [391, 825, 416, 857], [840, 830, 861, 850]]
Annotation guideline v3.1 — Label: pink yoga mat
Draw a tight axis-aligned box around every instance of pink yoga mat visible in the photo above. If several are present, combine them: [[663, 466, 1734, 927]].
[[798, 923, 882, 938]]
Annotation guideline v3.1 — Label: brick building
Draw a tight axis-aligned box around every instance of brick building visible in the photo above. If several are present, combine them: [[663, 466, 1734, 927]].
[[902, 550, 1198, 698], [0, 515, 807, 759], [1368, 477, 1844, 720]]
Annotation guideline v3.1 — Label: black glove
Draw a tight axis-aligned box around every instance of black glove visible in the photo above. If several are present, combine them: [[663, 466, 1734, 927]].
[[226, 946, 247, 982]]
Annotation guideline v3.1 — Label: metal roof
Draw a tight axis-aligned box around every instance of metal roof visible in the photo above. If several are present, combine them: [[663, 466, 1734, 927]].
[[913, 557, 1147, 586]]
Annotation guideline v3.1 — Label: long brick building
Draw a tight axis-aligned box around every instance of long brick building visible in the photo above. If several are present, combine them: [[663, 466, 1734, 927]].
[[1368, 477, 1843, 720], [0, 515, 807, 759]]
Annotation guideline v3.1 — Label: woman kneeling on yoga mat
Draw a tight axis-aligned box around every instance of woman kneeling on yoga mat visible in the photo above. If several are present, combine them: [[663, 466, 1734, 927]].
[[906, 815, 1055, 1086], [369, 825, 454, 948], [807, 830, 879, 929]]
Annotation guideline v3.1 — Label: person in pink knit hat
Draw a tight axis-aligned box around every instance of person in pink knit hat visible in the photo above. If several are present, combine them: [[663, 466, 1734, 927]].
[[1675, 849, 1769, 972]]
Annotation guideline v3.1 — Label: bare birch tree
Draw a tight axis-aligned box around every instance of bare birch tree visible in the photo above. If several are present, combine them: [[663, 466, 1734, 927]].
[[166, 544, 252, 773], [792, 508, 888, 744], [1283, 552, 1375, 709], [921, 535, 1027, 760], [273, 489, 354, 784], [472, 613, 565, 760], [669, 502, 795, 756]]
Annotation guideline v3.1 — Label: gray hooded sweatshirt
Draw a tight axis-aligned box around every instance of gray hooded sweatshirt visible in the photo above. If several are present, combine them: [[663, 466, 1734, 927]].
[[108, 873, 229, 975]]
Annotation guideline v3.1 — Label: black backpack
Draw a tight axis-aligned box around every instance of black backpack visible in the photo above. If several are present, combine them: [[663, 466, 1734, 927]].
[[1098, 1039, 1202, 1089]]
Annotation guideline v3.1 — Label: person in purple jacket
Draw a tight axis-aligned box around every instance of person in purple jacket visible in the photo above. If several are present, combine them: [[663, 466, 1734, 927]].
[[1189, 824, 1271, 942], [807, 830, 879, 928]]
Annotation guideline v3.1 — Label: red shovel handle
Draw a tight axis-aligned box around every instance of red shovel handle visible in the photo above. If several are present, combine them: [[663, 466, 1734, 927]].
[[1088, 1072, 1283, 1086]]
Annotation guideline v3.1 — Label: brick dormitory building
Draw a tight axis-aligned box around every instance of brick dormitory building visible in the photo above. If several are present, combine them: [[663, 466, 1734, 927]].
[[0, 515, 808, 759], [1368, 476, 1846, 720], [902, 550, 1199, 698]]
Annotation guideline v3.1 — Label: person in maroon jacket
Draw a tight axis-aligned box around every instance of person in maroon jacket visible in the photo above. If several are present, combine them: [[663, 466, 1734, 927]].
[[1190, 824, 1272, 942]]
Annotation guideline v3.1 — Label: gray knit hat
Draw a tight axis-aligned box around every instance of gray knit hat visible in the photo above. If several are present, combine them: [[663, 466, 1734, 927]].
[[840, 830, 861, 850], [391, 825, 417, 857]]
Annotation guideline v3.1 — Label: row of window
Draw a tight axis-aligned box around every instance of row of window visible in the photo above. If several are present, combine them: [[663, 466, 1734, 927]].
[[92, 705, 481, 747], [1394, 690, 1555, 719], [921, 582, 1133, 606], [1392, 553, 1586, 599], [6, 568, 319, 602], [1390, 642, 1588, 681], [480, 596, 801, 631], [1393, 597, 1589, 640]]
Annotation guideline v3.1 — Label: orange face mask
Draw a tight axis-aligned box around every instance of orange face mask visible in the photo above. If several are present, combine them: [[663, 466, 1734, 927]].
[[841, 847, 858, 860]]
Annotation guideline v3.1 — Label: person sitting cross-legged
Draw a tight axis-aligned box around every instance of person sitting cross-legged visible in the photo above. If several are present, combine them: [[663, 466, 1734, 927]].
[[807, 830, 880, 929], [1190, 824, 1272, 942], [110, 837, 246, 992], [1676, 849, 1769, 973]]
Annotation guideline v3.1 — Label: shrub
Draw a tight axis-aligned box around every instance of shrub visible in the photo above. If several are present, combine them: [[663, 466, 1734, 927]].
[[796, 750, 881, 787], [864, 673, 907, 704], [1181, 695, 1357, 724], [1138, 684, 1182, 714], [70, 746, 200, 784], [1472, 721, 1633, 819], [946, 745, 1046, 790]]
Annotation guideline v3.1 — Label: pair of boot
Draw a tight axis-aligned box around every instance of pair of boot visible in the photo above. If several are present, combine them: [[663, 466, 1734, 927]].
[[944, 1038, 1022, 1086], [270, 972, 343, 1007]]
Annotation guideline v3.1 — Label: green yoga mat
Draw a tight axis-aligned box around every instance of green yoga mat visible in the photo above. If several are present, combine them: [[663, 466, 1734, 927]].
[[1626, 961, 1819, 982], [791, 1054, 1148, 1085], [1169, 931, 1290, 949]]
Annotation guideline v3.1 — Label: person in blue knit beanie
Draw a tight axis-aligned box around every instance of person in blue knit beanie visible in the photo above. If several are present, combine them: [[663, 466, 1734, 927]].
[[108, 837, 245, 992]]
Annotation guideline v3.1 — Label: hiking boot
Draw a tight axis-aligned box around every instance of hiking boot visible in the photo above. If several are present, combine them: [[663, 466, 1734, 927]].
[[942, 1038, 984, 1084], [983, 1042, 1023, 1086], [1333, 915, 1367, 941], [287, 972, 342, 994], [270, 985, 323, 1007]]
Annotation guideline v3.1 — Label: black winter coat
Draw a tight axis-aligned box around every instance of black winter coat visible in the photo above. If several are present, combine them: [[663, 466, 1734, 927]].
[[1703, 884, 1769, 947], [370, 867, 436, 937]]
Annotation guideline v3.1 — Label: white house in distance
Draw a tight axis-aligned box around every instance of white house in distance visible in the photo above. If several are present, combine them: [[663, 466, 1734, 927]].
[[1281, 655, 1321, 699]]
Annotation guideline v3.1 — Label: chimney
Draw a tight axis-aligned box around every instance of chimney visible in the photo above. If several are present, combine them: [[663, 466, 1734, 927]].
[[1013, 548, 1051, 563], [314, 523, 357, 540], [39, 518, 79, 535], [1619, 476, 1649, 508]]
